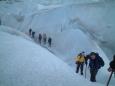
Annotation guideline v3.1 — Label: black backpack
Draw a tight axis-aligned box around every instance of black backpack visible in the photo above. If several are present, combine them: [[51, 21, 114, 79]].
[[98, 56, 105, 67]]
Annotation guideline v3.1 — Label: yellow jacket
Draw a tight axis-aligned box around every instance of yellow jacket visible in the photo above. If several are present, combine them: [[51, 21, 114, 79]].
[[75, 55, 85, 63]]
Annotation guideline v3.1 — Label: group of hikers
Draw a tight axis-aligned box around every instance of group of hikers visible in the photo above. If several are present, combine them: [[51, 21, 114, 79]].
[[29, 28, 52, 47], [28, 28, 115, 85], [75, 52, 115, 84]]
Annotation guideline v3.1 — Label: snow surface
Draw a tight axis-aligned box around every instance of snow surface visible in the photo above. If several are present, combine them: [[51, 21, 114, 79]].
[[0, 0, 115, 86], [0, 25, 31, 41], [0, 26, 105, 86]]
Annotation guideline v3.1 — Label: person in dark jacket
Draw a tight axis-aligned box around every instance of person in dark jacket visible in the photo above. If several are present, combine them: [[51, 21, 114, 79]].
[[32, 31, 35, 38], [109, 55, 115, 72], [88, 52, 104, 82], [48, 37, 52, 47], [29, 28, 32, 36], [43, 33, 47, 44], [38, 34, 42, 44]]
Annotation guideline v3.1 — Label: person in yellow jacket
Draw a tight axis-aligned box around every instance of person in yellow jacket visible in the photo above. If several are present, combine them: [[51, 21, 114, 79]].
[[75, 52, 85, 75]]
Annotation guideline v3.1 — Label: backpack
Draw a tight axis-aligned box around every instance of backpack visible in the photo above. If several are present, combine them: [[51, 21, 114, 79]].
[[98, 56, 105, 67]]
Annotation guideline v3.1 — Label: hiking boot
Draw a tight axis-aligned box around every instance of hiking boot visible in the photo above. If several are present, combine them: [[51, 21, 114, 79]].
[[81, 72, 83, 75], [90, 79, 96, 82]]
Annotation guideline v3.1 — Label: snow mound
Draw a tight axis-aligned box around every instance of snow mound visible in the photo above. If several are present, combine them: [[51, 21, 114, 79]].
[[0, 25, 31, 41], [0, 30, 104, 86]]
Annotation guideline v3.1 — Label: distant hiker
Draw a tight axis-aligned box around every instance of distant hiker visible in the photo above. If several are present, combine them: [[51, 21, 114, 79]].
[[75, 52, 86, 75], [107, 55, 115, 86], [38, 33, 42, 44], [43, 33, 47, 44], [48, 37, 52, 47], [29, 28, 32, 36], [88, 52, 104, 82], [32, 31, 35, 38]]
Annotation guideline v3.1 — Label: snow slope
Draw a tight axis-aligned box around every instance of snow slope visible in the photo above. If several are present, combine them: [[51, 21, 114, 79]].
[[0, 25, 31, 41], [0, 1, 115, 86], [0, 26, 104, 86]]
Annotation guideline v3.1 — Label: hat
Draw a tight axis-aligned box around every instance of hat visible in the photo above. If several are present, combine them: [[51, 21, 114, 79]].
[[81, 51, 85, 54], [90, 52, 96, 56]]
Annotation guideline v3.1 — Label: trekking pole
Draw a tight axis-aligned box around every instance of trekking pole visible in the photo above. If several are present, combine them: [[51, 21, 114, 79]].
[[113, 72, 115, 78], [85, 65, 87, 79], [106, 71, 113, 86]]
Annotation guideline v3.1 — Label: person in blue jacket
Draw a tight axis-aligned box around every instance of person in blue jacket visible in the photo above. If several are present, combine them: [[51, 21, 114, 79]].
[[88, 52, 104, 82]]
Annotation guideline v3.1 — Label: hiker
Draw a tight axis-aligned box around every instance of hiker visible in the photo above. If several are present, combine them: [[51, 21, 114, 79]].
[[43, 33, 47, 44], [29, 28, 32, 36], [38, 33, 42, 44], [85, 54, 90, 66], [32, 31, 35, 38], [110, 55, 115, 70], [75, 52, 86, 75], [107, 55, 115, 86], [88, 52, 104, 82], [48, 37, 52, 47], [108, 55, 115, 72]]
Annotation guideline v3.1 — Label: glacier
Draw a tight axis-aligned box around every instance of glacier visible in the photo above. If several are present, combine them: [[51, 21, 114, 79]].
[[0, 0, 115, 86]]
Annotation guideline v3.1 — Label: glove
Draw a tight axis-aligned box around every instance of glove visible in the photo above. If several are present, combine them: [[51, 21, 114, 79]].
[[85, 62, 87, 66], [108, 67, 112, 72], [75, 61, 79, 64]]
